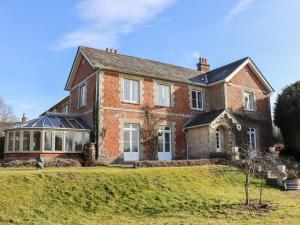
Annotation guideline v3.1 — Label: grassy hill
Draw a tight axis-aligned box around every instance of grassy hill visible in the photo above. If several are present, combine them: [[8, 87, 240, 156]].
[[0, 165, 299, 225]]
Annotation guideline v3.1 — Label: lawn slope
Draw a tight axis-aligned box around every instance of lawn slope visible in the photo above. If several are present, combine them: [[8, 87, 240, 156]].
[[0, 166, 299, 225]]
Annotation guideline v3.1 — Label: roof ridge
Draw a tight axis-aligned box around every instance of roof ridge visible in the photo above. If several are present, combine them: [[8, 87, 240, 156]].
[[201, 57, 249, 75], [80, 45, 200, 73]]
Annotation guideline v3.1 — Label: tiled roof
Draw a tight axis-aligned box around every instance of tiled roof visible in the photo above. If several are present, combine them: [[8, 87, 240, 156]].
[[80, 46, 202, 83], [190, 57, 249, 84], [184, 109, 225, 128]]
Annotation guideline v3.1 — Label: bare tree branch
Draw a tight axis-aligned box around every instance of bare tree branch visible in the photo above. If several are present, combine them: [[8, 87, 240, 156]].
[[0, 97, 16, 121]]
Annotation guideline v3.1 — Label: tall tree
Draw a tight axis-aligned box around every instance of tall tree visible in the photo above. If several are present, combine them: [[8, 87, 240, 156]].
[[0, 97, 16, 121], [274, 81, 300, 159]]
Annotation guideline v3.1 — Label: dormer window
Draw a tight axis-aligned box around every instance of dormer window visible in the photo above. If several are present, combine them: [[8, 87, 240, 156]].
[[79, 84, 87, 108], [244, 91, 255, 111]]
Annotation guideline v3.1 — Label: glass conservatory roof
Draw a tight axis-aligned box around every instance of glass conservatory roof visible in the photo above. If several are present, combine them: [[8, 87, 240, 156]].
[[9, 113, 92, 130]]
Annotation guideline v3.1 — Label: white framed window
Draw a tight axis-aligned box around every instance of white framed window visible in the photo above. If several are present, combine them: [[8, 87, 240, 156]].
[[63, 103, 69, 113], [244, 91, 255, 111], [55, 131, 63, 151], [123, 79, 140, 103], [123, 123, 139, 153], [158, 126, 171, 153], [79, 84, 87, 108], [8, 132, 13, 151], [216, 128, 222, 152], [44, 131, 52, 151], [65, 132, 73, 152], [157, 84, 171, 107], [23, 131, 30, 151], [247, 128, 257, 150], [191, 90, 203, 110]]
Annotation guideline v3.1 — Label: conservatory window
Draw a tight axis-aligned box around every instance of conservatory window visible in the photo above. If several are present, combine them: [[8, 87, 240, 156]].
[[65, 132, 73, 152], [74, 133, 83, 152], [8, 132, 13, 151], [23, 131, 30, 151], [15, 131, 20, 151], [55, 132, 63, 151], [33, 131, 41, 151], [44, 131, 52, 151]]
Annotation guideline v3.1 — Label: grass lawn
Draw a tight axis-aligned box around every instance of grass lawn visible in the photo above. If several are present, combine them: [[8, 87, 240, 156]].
[[0, 165, 299, 225]]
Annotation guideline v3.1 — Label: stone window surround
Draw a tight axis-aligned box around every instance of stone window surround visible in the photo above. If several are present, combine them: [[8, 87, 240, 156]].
[[189, 86, 205, 111], [78, 82, 88, 108], [154, 79, 174, 108], [5, 128, 90, 153], [119, 74, 144, 105]]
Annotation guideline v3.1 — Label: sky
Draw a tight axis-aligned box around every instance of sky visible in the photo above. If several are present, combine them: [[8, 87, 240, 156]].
[[0, 0, 299, 120]]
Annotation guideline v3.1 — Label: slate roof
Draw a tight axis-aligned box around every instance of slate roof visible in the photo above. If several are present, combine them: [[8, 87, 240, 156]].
[[184, 109, 225, 128], [80, 46, 202, 83], [189, 57, 249, 84], [7, 113, 91, 130]]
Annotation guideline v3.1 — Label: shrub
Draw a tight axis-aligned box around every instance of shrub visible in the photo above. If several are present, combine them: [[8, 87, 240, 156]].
[[274, 81, 300, 159]]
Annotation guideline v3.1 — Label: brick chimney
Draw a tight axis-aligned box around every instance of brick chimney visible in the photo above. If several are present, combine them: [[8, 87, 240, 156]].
[[197, 57, 210, 73], [21, 113, 27, 123], [105, 48, 117, 54]]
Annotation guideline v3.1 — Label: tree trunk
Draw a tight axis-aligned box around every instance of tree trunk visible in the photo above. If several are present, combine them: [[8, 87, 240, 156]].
[[245, 173, 250, 206], [259, 178, 263, 205]]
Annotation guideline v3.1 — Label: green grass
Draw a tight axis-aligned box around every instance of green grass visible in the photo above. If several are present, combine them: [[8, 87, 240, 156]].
[[0, 166, 299, 225]]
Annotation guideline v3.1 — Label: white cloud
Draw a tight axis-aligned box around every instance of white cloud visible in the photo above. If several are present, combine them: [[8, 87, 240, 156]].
[[191, 51, 201, 59], [53, 0, 174, 50], [224, 0, 254, 25]]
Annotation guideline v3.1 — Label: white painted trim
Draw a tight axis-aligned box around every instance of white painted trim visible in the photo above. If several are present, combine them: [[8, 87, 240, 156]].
[[65, 48, 97, 90], [224, 58, 274, 92]]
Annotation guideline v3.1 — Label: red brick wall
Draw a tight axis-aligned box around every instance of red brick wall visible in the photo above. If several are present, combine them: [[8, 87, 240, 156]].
[[207, 84, 225, 111], [226, 65, 273, 148], [69, 55, 96, 124], [100, 71, 192, 161]]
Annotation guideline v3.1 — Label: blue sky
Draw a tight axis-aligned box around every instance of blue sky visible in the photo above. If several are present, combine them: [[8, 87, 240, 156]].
[[0, 0, 299, 120]]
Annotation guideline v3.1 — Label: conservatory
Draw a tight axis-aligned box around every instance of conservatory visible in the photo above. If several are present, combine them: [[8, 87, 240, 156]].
[[4, 113, 91, 159]]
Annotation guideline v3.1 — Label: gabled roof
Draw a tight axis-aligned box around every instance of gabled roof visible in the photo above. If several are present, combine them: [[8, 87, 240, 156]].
[[184, 110, 225, 129], [65, 46, 274, 93], [189, 57, 248, 84], [41, 96, 70, 116], [82, 46, 201, 80], [184, 109, 239, 130], [190, 57, 274, 92]]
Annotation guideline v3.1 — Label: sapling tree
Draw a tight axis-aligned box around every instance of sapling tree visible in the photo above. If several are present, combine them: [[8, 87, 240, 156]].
[[140, 105, 164, 160]]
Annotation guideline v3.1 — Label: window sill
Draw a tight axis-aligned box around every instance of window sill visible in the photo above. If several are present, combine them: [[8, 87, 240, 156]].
[[192, 108, 204, 111], [122, 100, 140, 105], [244, 109, 255, 112]]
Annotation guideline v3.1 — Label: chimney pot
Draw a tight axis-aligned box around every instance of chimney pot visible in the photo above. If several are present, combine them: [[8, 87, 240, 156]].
[[197, 57, 210, 73]]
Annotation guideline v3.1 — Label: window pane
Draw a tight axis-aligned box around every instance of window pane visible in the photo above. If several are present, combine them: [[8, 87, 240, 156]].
[[44, 131, 52, 151], [132, 130, 139, 143], [165, 133, 170, 143], [132, 80, 139, 102], [124, 130, 130, 142], [124, 142, 130, 152], [197, 92, 202, 109], [157, 85, 163, 105], [164, 85, 171, 106], [165, 142, 170, 152], [132, 141, 139, 152], [23, 131, 30, 151], [123, 79, 131, 101], [15, 131, 20, 151], [55, 132, 63, 151], [75, 133, 83, 152], [158, 134, 163, 152], [33, 131, 41, 151], [8, 132, 13, 151], [192, 91, 196, 100], [65, 132, 73, 152]]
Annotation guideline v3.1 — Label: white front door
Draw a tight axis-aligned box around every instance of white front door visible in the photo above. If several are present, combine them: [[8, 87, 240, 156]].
[[158, 126, 172, 160], [123, 123, 140, 161], [216, 128, 222, 152]]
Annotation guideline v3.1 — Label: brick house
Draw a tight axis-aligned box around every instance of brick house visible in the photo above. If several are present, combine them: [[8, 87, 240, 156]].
[[4, 46, 274, 163]]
